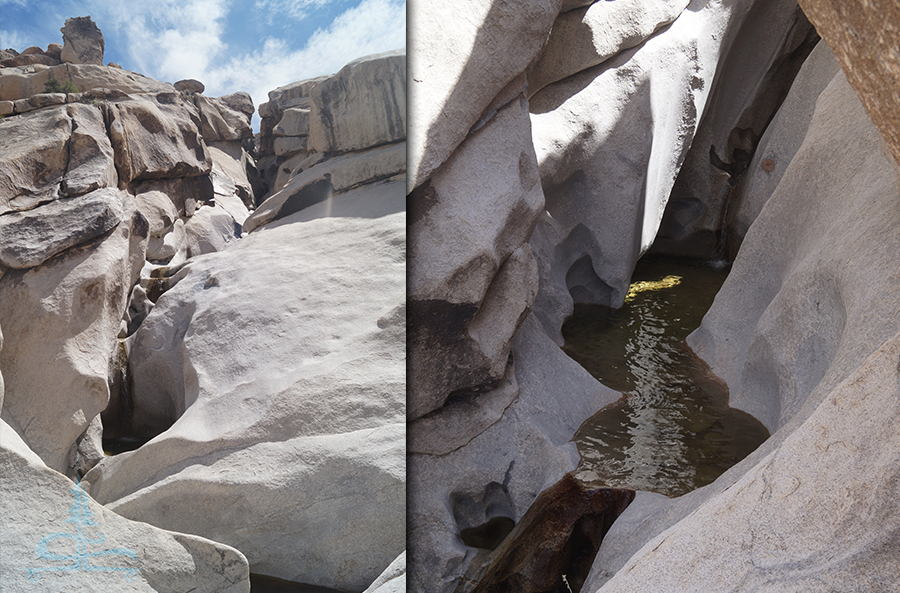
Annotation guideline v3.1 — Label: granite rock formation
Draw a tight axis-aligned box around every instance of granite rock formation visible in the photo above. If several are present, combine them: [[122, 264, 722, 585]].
[[1, 18, 405, 592], [409, 0, 900, 591]]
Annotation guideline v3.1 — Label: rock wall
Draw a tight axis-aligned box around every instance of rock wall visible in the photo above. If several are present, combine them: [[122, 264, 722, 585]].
[[586, 68, 900, 592], [406, 0, 837, 589], [1, 21, 405, 592]]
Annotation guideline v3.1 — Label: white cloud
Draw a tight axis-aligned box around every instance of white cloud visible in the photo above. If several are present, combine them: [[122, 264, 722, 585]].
[[89, 0, 231, 82], [0, 29, 33, 50], [254, 0, 330, 22], [81, 0, 404, 129]]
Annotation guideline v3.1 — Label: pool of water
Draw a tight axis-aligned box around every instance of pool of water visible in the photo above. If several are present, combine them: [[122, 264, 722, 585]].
[[562, 256, 769, 498]]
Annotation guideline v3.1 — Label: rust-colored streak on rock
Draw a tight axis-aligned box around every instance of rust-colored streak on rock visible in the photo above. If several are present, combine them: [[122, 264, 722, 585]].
[[468, 473, 635, 593], [798, 0, 900, 165]]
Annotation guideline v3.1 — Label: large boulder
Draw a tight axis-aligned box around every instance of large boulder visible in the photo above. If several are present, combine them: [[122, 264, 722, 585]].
[[0, 105, 73, 213], [408, 0, 562, 188], [588, 71, 900, 592], [0, 187, 124, 269], [308, 50, 406, 154], [194, 93, 253, 142], [0, 419, 250, 592], [84, 182, 406, 591], [0, 198, 147, 473], [0, 103, 114, 215], [105, 93, 211, 183], [60, 16, 104, 66]]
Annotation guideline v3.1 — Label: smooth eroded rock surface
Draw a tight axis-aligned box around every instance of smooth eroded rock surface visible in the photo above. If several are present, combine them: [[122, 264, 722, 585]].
[[590, 71, 900, 593], [0, 419, 250, 593], [86, 182, 406, 591], [0, 205, 146, 473]]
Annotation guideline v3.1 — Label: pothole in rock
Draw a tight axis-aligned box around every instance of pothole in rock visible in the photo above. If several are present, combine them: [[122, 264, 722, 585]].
[[562, 255, 769, 497]]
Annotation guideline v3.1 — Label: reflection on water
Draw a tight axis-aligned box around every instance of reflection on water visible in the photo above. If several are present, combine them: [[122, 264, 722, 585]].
[[563, 256, 769, 498]]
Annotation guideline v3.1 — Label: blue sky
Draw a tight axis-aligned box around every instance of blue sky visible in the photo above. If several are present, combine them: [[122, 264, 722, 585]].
[[0, 0, 406, 127]]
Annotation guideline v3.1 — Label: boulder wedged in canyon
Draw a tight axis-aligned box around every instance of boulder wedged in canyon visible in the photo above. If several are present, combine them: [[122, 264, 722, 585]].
[[85, 182, 406, 591], [0, 419, 250, 592], [586, 69, 900, 592]]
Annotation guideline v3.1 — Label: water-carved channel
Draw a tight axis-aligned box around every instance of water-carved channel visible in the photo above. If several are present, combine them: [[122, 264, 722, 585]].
[[563, 255, 769, 498]]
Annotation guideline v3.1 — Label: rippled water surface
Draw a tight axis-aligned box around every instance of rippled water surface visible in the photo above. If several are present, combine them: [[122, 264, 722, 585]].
[[563, 256, 769, 497]]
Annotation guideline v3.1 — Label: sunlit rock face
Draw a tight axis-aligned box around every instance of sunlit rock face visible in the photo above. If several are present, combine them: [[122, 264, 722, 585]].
[[588, 70, 900, 593], [0, 420, 251, 593], [86, 184, 407, 591], [1, 20, 405, 593], [407, 0, 824, 589]]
